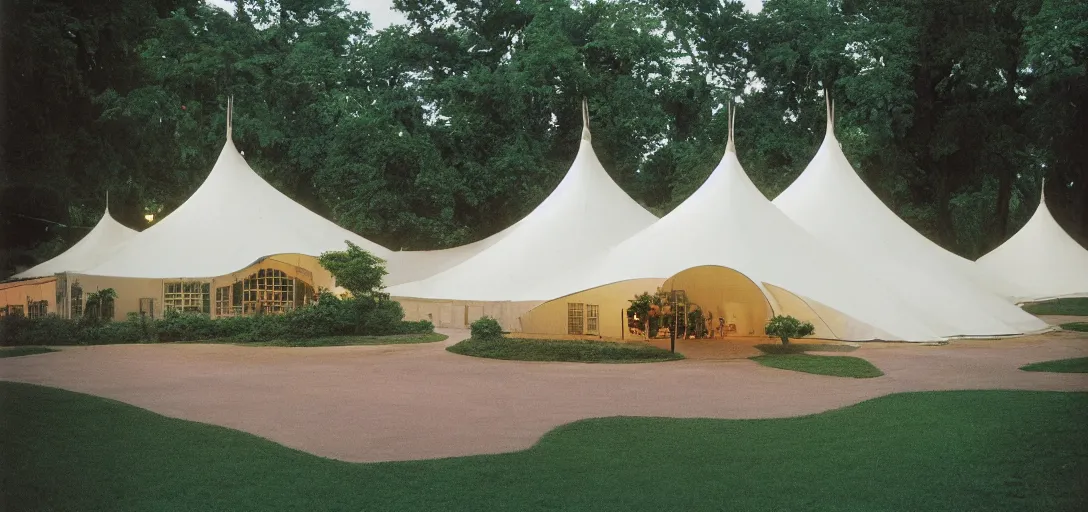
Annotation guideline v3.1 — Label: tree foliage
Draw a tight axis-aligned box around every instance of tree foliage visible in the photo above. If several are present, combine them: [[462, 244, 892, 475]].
[[764, 315, 815, 345], [3, 0, 1086, 277], [318, 241, 388, 299]]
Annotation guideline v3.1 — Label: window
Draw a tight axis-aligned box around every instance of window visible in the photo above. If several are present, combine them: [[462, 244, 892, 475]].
[[215, 286, 233, 316], [241, 268, 295, 314], [5, 305, 24, 317], [27, 300, 48, 319], [139, 298, 159, 319], [567, 303, 584, 335], [164, 282, 210, 313], [71, 284, 83, 318], [586, 304, 599, 336]]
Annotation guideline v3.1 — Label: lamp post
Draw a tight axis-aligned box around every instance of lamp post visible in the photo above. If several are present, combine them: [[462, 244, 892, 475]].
[[670, 285, 677, 353]]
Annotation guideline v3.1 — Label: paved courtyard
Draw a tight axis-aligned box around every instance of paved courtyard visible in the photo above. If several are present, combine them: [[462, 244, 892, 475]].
[[1, 328, 1086, 462]]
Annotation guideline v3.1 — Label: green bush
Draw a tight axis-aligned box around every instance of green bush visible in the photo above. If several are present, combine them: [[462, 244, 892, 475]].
[[470, 316, 503, 340], [0, 297, 433, 346], [764, 315, 815, 345]]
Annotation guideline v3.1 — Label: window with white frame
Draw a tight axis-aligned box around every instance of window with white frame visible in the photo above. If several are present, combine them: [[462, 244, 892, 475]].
[[71, 284, 83, 318], [241, 268, 295, 314], [163, 282, 209, 313], [27, 300, 48, 319], [567, 303, 584, 335], [586, 304, 599, 335]]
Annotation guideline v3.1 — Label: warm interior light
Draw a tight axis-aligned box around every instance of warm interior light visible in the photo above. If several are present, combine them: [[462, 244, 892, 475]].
[[144, 214, 155, 223]]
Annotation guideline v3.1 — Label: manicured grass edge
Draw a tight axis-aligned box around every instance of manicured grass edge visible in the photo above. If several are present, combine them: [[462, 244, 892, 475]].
[[1020, 356, 1088, 374], [0, 346, 58, 358], [750, 353, 884, 378], [447, 336, 684, 363]]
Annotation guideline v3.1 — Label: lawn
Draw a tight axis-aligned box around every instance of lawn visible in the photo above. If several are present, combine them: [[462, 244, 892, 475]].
[[754, 343, 858, 354], [1021, 357, 1088, 373], [1, 383, 1085, 511], [187, 332, 448, 347], [751, 353, 884, 378], [1060, 322, 1088, 332], [1022, 297, 1088, 316], [0, 346, 57, 358], [447, 336, 684, 363]]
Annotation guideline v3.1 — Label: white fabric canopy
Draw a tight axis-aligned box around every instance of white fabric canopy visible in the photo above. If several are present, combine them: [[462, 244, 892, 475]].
[[387, 108, 659, 301], [84, 131, 395, 279], [13, 207, 137, 279], [772, 102, 1047, 336], [578, 127, 939, 342], [976, 187, 1088, 302]]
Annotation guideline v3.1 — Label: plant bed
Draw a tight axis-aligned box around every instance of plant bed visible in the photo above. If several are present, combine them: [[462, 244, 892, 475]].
[[0, 346, 57, 358], [751, 353, 883, 378], [753, 343, 857, 355], [1022, 298, 1088, 316], [447, 336, 684, 363], [1021, 357, 1088, 374], [185, 333, 448, 347]]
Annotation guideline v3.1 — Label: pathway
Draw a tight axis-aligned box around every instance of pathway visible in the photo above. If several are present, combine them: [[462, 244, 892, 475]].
[[1, 329, 1086, 462]]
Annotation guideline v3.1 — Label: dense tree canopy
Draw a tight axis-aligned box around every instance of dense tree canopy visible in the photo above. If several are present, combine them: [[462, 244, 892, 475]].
[[2, 0, 1085, 277]]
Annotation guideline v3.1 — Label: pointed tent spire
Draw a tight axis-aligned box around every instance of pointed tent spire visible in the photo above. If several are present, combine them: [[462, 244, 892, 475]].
[[581, 97, 591, 142], [1040, 177, 1047, 205], [825, 89, 835, 133], [105, 190, 109, 214], [225, 96, 234, 142], [726, 102, 736, 153]]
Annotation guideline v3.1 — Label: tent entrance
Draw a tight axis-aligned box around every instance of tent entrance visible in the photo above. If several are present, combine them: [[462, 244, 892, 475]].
[[661, 266, 773, 340]]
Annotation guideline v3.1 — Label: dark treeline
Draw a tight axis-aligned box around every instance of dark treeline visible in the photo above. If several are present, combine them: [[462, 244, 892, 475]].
[[2, 0, 1085, 276]]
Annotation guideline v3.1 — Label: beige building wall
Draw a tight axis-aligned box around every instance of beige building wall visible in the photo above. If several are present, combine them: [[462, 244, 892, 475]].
[[0, 277, 58, 315], [59, 253, 330, 321], [519, 278, 665, 339], [396, 297, 543, 330]]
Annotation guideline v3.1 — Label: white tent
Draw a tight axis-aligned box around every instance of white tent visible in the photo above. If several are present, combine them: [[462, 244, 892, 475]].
[[976, 185, 1088, 302], [12, 206, 137, 279], [576, 114, 940, 341], [83, 99, 396, 281], [772, 100, 1047, 336], [387, 102, 659, 301]]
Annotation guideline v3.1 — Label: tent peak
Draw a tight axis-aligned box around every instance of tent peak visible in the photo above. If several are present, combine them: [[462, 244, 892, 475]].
[[824, 90, 835, 135], [726, 103, 737, 153], [581, 97, 591, 142], [226, 96, 234, 142]]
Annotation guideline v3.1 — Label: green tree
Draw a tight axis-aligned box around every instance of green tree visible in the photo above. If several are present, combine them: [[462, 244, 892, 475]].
[[764, 315, 815, 346], [318, 241, 388, 300]]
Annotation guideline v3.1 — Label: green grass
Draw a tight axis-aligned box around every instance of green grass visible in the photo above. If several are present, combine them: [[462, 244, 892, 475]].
[[751, 353, 884, 378], [754, 343, 858, 354], [447, 336, 684, 363], [1022, 297, 1088, 316], [0, 346, 57, 358], [1060, 322, 1088, 332], [182, 332, 448, 347], [1, 383, 1085, 511], [1021, 357, 1088, 373]]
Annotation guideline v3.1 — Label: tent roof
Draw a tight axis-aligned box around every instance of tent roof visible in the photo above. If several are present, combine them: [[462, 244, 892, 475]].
[[580, 114, 940, 341], [84, 101, 394, 279], [387, 102, 658, 301], [976, 186, 1088, 301], [771, 99, 1046, 336], [13, 207, 138, 279]]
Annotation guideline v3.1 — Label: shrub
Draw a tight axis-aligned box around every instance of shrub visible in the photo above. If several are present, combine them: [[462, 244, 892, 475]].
[[764, 315, 815, 345], [318, 241, 387, 299], [470, 316, 503, 340]]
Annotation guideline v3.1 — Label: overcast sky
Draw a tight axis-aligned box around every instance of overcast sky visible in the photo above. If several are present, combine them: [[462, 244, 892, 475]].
[[210, 0, 764, 31]]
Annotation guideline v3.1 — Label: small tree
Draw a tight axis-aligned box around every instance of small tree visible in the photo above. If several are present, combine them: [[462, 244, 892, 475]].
[[319, 241, 388, 300], [629, 292, 656, 337], [764, 315, 815, 345], [470, 316, 503, 340]]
